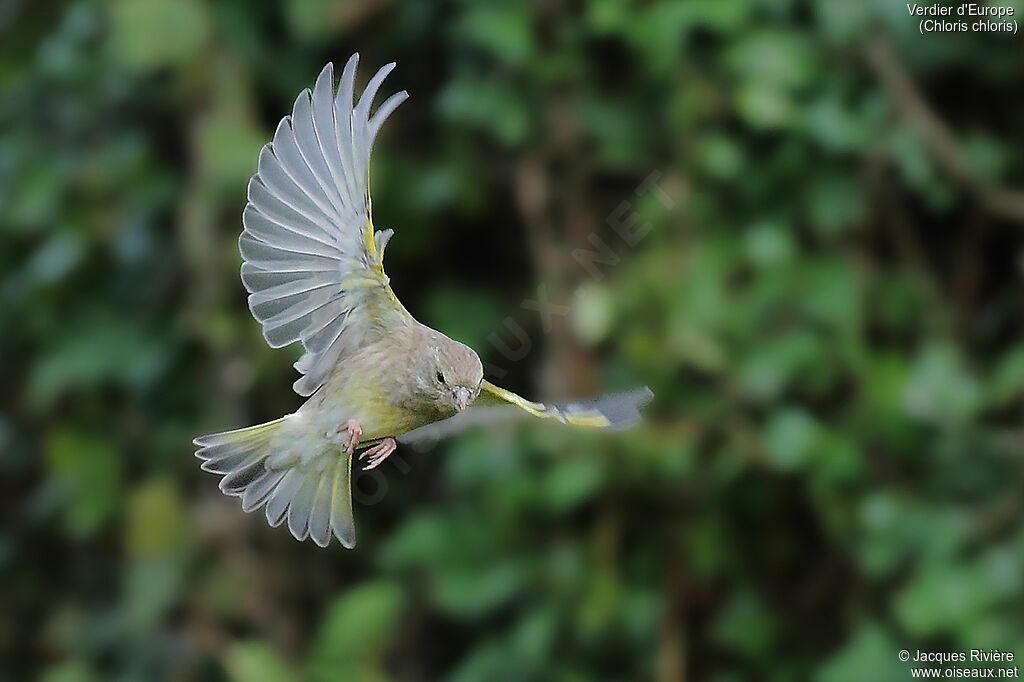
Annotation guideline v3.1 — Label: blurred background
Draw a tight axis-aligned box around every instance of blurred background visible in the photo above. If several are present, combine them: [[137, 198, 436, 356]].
[[4, 0, 1024, 680]]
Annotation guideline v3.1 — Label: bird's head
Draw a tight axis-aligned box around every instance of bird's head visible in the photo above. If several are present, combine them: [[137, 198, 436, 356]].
[[422, 335, 483, 414]]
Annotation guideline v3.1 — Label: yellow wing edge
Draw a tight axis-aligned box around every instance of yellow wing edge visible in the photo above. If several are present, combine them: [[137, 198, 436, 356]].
[[479, 381, 653, 431]]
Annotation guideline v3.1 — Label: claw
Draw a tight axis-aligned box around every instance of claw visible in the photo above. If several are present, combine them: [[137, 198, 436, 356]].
[[342, 419, 362, 455], [359, 437, 397, 470]]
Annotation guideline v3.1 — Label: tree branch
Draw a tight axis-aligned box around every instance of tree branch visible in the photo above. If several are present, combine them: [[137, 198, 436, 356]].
[[864, 35, 1024, 222]]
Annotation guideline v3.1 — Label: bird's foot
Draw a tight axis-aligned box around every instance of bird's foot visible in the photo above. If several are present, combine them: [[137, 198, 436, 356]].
[[342, 419, 362, 455], [359, 437, 397, 470]]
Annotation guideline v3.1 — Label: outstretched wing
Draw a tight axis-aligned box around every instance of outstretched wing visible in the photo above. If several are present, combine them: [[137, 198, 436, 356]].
[[240, 54, 412, 397], [475, 382, 654, 431]]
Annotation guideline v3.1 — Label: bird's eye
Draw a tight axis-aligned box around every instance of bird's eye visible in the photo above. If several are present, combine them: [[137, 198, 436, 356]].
[[436, 371, 445, 384]]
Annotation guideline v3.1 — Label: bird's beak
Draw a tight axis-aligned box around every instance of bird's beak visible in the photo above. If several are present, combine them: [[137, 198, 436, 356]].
[[454, 386, 471, 412]]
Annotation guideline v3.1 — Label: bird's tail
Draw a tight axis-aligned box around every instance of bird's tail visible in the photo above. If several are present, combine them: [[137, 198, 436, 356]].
[[193, 416, 356, 548]]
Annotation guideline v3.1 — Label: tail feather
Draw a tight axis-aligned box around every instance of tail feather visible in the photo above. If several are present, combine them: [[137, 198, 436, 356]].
[[193, 417, 357, 548], [265, 468, 302, 528], [287, 467, 320, 541], [242, 469, 287, 513], [329, 457, 355, 547], [308, 463, 335, 547]]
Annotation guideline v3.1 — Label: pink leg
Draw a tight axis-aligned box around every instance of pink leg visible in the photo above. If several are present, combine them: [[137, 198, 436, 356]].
[[342, 419, 362, 455], [359, 437, 397, 470]]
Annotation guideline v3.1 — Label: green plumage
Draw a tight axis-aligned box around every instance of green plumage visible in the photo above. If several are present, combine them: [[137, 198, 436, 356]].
[[194, 54, 651, 548]]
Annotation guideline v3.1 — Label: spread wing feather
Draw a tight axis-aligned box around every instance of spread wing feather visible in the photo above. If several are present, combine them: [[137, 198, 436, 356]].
[[240, 54, 412, 396], [476, 382, 654, 431]]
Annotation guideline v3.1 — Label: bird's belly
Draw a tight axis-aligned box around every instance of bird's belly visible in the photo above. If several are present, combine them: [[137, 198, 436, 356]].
[[304, 380, 440, 445]]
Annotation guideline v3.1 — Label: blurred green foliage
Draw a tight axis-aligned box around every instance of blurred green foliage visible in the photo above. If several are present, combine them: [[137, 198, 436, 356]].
[[3, 0, 1024, 680]]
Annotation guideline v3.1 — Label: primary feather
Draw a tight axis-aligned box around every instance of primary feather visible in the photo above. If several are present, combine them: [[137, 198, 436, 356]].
[[240, 54, 411, 397]]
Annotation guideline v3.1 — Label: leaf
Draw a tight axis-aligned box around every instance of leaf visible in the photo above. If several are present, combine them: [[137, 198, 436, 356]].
[[124, 478, 188, 559], [804, 95, 873, 153], [28, 317, 170, 409], [987, 344, 1024, 406], [585, 0, 631, 35], [571, 283, 614, 345], [457, 4, 534, 65], [895, 561, 990, 637], [962, 133, 1009, 182], [196, 111, 266, 194], [580, 95, 650, 168], [24, 233, 84, 286], [696, 134, 745, 181], [817, 622, 904, 682], [763, 408, 821, 472], [122, 557, 184, 630], [45, 429, 122, 538], [284, 0, 363, 41], [737, 331, 822, 401], [711, 589, 779, 658], [734, 82, 796, 129], [685, 518, 733, 578], [744, 219, 796, 268], [795, 257, 861, 332], [805, 173, 863, 237], [39, 660, 99, 682], [625, 3, 695, 75], [725, 30, 817, 90], [434, 561, 526, 618], [541, 457, 603, 512], [109, 0, 210, 70], [904, 343, 982, 424], [310, 581, 403, 668], [224, 641, 297, 682], [686, 0, 754, 33], [437, 77, 532, 145]]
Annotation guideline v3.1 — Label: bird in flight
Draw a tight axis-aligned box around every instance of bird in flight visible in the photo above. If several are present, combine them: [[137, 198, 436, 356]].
[[193, 55, 652, 548]]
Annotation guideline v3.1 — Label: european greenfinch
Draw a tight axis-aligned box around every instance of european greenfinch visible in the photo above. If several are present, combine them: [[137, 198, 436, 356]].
[[193, 55, 652, 548]]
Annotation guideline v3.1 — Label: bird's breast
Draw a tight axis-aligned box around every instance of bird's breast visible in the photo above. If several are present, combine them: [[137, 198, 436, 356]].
[[304, 345, 447, 441]]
